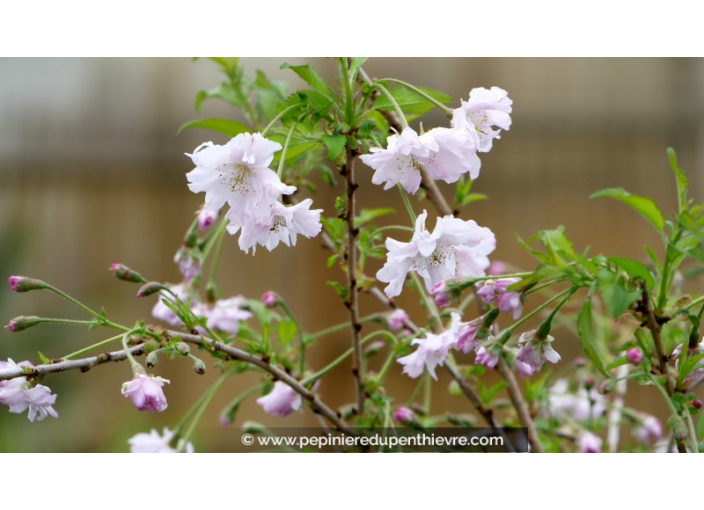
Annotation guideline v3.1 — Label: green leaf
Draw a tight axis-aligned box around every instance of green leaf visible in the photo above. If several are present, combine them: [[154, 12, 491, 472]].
[[296, 90, 334, 115], [277, 320, 298, 346], [321, 134, 347, 161], [460, 193, 489, 206], [327, 254, 339, 268], [349, 57, 368, 78], [597, 269, 640, 318], [177, 118, 250, 137], [590, 187, 665, 233], [195, 82, 243, 112], [667, 148, 688, 213], [38, 351, 50, 364], [577, 297, 609, 376], [535, 226, 579, 265], [354, 208, 396, 228], [372, 86, 452, 121], [608, 256, 654, 291], [280, 63, 333, 95]]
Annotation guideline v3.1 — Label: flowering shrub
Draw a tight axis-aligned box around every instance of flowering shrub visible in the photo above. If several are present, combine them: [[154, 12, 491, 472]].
[[2, 57, 703, 453]]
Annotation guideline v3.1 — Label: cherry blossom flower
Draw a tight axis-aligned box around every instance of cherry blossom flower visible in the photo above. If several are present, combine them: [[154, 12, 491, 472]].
[[256, 381, 302, 417], [451, 87, 512, 153], [456, 319, 482, 353], [360, 127, 480, 194], [128, 427, 194, 453], [203, 296, 252, 335], [387, 309, 409, 331], [430, 281, 450, 308], [475, 345, 499, 370], [397, 313, 461, 379], [185, 134, 295, 227], [174, 247, 202, 280], [0, 360, 58, 422], [633, 415, 662, 445], [577, 431, 602, 453], [235, 199, 323, 253], [547, 379, 606, 421], [359, 128, 432, 194], [121, 373, 170, 412], [476, 278, 523, 319], [515, 330, 561, 377], [393, 406, 414, 423], [377, 210, 495, 298]]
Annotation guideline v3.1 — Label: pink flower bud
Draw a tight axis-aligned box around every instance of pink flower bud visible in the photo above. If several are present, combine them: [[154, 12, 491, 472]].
[[198, 207, 218, 231], [8, 276, 47, 293], [627, 348, 643, 366], [387, 309, 408, 331], [475, 346, 499, 371], [6, 316, 43, 333], [110, 264, 146, 284], [693, 399, 703, 410], [121, 374, 170, 413], [578, 431, 602, 453], [393, 406, 414, 423], [430, 281, 450, 308], [262, 291, 277, 308]]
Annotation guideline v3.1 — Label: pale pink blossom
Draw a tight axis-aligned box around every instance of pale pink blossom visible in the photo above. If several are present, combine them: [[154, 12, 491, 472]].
[[203, 296, 252, 335], [476, 278, 523, 319], [185, 134, 294, 227], [456, 319, 482, 353], [475, 345, 499, 370], [377, 210, 495, 298], [633, 415, 662, 445], [421, 127, 481, 182], [548, 379, 606, 421], [515, 330, 561, 376], [387, 309, 409, 331], [121, 373, 170, 412], [174, 247, 202, 280], [430, 281, 451, 308], [578, 431, 602, 453], [256, 381, 302, 417], [0, 359, 59, 422], [235, 199, 323, 253], [451, 87, 512, 153], [397, 314, 461, 379], [129, 427, 194, 453]]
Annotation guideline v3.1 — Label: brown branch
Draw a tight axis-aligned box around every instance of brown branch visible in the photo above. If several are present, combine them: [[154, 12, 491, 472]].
[[496, 358, 542, 453], [340, 146, 365, 414]]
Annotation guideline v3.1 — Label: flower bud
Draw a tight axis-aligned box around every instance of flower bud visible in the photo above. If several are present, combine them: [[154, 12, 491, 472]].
[[430, 281, 450, 308], [146, 351, 159, 368], [364, 340, 385, 357], [176, 342, 191, 356], [393, 406, 414, 424], [198, 207, 218, 231], [192, 357, 206, 375], [7, 316, 44, 333], [261, 291, 277, 308], [110, 264, 146, 284], [136, 281, 167, 298], [8, 276, 47, 293], [241, 421, 266, 434], [584, 376, 595, 389], [387, 308, 408, 331], [627, 348, 643, 366], [693, 399, 703, 410]]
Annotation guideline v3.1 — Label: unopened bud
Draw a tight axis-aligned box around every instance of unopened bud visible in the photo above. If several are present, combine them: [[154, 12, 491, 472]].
[[393, 406, 414, 424], [136, 282, 167, 298], [198, 207, 218, 231], [176, 342, 190, 355], [8, 276, 47, 293], [110, 264, 146, 284], [241, 421, 266, 434], [448, 380, 462, 397], [627, 348, 643, 366], [6, 316, 43, 332], [262, 291, 277, 308], [693, 399, 703, 410], [146, 351, 159, 368], [364, 340, 385, 357], [598, 381, 613, 395], [584, 376, 595, 389], [192, 357, 206, 375], [430, 281, 450, 308]]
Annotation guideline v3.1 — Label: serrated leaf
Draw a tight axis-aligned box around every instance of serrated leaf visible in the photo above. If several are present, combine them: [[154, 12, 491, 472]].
[[577, 298, 609, 376], [608, 256, 655, 291], [354, 207, 396, 228], [590, 188, 665, 233], [667, 148, 688, 214], [195, 82, 243, 112], [372, 86, 452, 121], [321, 134, 347, 161], [177, 118, 250, 137], [281, 63, 333, 95]]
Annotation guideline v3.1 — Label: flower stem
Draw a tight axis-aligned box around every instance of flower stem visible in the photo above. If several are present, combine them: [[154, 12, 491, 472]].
[[60, 333, 125, 361], [261, 104, 301, 137], [498, 288, 573, 344], [44, 285, 101, 320], [277, 122, 297, 178], [397, 184, 417, 223], [306, 315, 380, 341], [372, 82, 409, 130], [178, 371, 232, 447]]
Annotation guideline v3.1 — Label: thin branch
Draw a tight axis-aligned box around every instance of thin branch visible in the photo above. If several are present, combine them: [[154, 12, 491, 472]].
[[341, 146, 365, 414], [640, 281, 675, 396], [496, 358, 542, 453]]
